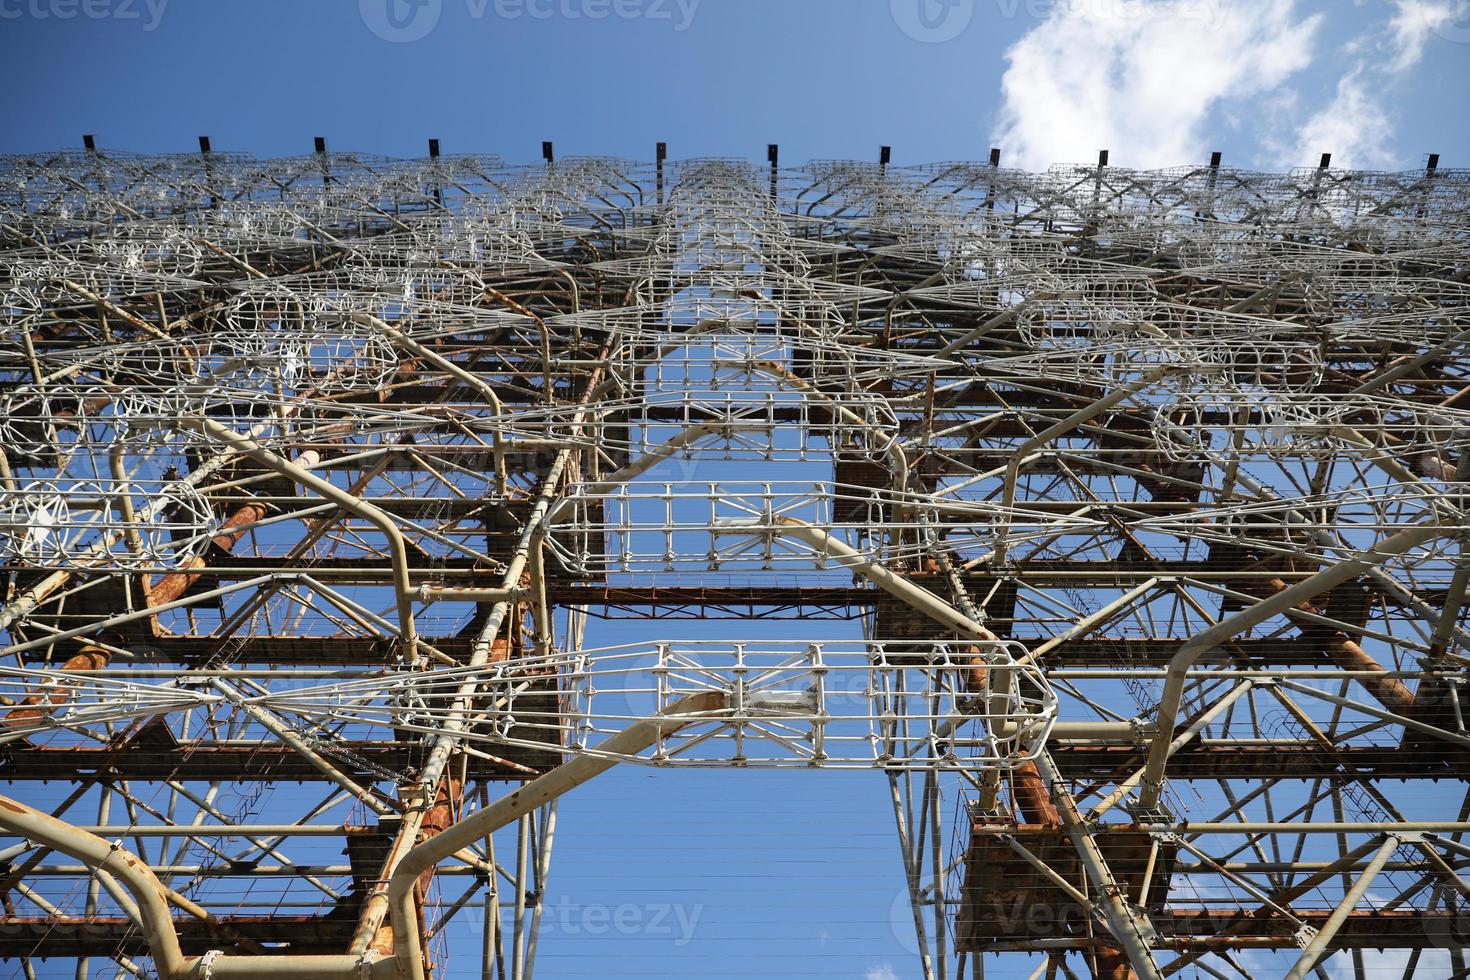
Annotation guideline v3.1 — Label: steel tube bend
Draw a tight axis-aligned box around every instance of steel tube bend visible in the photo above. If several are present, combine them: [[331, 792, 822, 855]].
[[386, 691, 728, 980]]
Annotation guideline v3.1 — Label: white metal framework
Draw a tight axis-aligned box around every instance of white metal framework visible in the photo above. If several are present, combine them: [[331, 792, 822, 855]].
[[0, 143, 1467, 980]]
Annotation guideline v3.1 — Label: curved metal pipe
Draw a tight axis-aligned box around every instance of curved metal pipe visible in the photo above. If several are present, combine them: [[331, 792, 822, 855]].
[[0, 793, 186, 978], [1136, 521, 1454, 810], [385, 691, 729, 980], [352, 314, 509, 497], [181, 416, 418, 654], [0, 793, 399, 979]]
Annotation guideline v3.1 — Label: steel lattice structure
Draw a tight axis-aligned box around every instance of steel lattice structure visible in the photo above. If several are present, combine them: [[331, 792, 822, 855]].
[[1, 142, 1468, 980]]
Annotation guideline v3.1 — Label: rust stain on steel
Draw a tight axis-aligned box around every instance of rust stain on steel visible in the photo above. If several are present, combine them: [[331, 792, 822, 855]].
[[146, 501, 268, 608]]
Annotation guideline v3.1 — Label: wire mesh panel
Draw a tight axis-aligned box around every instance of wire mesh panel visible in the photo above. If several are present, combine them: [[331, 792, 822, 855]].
[[0, 147, 1468, 980]]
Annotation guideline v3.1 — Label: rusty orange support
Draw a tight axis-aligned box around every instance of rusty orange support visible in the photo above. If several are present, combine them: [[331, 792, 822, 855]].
[[416, 775, 465, 919], [1, 501, 267, 732], [1010, 760, 1062, 827], [1264, 577, 1416, 714], [1094, 947, 1138, 980], [367, 773, 466, 969], [146, 501, 267, 608], [1, 644, 110, 730], [955, 640, 1062, 828], [364, 628, 516, 966]]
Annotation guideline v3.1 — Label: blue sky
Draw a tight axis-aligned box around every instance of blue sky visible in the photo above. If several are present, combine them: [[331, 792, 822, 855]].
[[0, 0, 1467, 169], [4, 3, 1470, 980]]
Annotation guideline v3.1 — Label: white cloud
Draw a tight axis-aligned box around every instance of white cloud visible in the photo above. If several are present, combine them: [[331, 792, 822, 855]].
[[991, 0, 1323, 169], [1323, 947, 1453, 979], [1388, 0, 1458, 72], [865, 965, 901, 980], [1294, 66, 1396, 170], [1238, 947, 1454, 979], [1286, 0, 1450, 168], [991, 0, 1450, 172], [1237, 887, 1455, 978]]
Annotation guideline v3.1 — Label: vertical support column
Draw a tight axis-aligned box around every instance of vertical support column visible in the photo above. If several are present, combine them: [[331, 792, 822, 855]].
[[199, 136, 217, 210], [315, 136, 332, 187], [428, 138, 442, 208], [512, 813, 530, 980], [768, 143, 779, 201], [82, 134, 101, 191], [888, 770, 939, 980], [880, 145, 891, 178], [542, 140, 554, 172], [656, 141, 666, 207], [76, 783, 114, 980], [1087, 149, 1109, 235], [1198, 150, 1221, 221], [1033, 752, 1163, 980], [520, 801, 559, 979], [986, 148, 1001, 217]]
